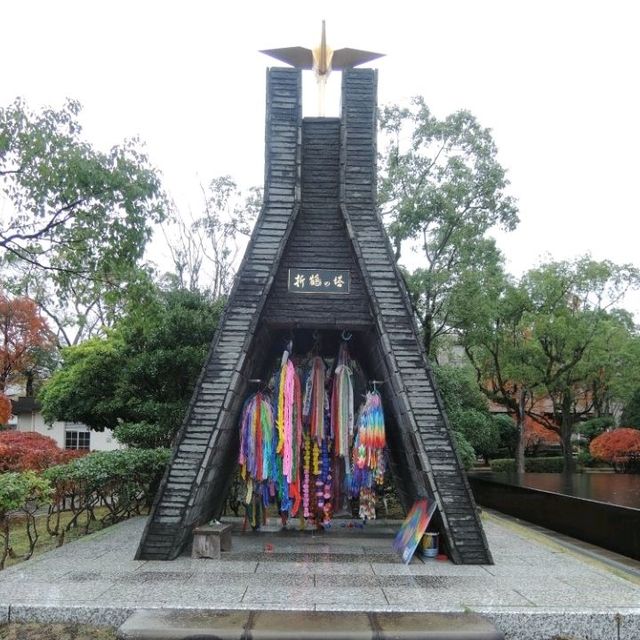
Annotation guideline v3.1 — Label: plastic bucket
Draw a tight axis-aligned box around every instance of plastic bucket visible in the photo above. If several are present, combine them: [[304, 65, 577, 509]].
[[420, 532, 439, 558]]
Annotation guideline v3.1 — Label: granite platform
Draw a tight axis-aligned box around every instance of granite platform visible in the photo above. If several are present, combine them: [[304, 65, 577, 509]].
[[0, 512, 639, 640]]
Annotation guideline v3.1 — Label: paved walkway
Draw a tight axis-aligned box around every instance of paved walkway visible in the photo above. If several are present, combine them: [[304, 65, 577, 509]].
[[0, 512, 639, 640]]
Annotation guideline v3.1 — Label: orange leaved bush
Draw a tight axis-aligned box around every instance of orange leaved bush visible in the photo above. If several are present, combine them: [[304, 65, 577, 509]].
[[0, 431, 84, 472], [524, 415, 560, 450], [590, 428, 640, 467], [0, 394, 11, 424]]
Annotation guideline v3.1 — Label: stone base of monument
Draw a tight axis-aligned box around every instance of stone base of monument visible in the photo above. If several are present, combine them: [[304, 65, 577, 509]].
[[117, 609, 504, 640], [191, 524, 232, 559]]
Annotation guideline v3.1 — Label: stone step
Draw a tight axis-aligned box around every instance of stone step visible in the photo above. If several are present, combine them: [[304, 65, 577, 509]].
[[117, 609, 503, 640]]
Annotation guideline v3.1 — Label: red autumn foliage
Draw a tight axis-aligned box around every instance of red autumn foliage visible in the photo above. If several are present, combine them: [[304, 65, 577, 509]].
[[0, 393, 11, 424], [590, 428, 640, 465], [523, 415, 560, 451], [0, 430, 85, 472], [0, 294, 56, 393]]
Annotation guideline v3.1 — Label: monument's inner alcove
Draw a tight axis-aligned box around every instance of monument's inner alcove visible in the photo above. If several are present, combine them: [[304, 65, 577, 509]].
[[222, 326, 406, 527]]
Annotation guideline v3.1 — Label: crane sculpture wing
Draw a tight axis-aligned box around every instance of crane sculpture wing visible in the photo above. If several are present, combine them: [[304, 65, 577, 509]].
[[259, 47, 314, 70], [331, 48, 384, 70]]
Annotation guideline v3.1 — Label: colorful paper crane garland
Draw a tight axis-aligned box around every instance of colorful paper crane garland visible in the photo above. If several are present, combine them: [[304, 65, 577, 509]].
[[238, 341, 387, 527]]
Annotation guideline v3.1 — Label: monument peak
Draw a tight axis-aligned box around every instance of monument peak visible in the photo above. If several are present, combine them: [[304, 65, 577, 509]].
[[260, 20, 384, 82]]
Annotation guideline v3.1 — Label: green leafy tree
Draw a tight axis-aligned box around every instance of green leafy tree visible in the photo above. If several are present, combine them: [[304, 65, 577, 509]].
[[378, 97, 518, 357], [621, 389, 640, 429], [458, 254, 640, 472], [0, 98, 166, 345], [454, 255, 539, 472], [39, 287, 223, 442], [521, 258, 639, 472], [161, 177, 261, 297], [581, 310, 640, 419]]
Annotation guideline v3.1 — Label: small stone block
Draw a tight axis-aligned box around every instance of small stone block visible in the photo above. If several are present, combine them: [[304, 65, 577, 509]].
[[191, 524, 232, 559]]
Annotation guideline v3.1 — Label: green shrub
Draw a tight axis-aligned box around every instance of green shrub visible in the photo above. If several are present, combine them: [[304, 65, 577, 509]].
[[44, 448, 170, 538], [0, 471, 53, 569], [576, 449, 595, 468], [526, 457, 564, 472], [489, 458, 516, 472], [489, 457, 565, 473]]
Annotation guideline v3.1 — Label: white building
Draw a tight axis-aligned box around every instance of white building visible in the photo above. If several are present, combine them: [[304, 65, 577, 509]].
[[10, 396, 121, 452]]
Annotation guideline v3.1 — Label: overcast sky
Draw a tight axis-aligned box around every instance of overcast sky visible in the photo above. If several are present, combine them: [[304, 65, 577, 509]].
[[3, 0, 639, 313]]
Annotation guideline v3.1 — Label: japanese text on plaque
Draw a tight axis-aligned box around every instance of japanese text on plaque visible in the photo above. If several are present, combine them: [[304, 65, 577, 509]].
[[288, 269, 350, 294]]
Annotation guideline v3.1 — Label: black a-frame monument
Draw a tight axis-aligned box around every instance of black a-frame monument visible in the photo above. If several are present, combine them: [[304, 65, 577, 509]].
[[137, 67, 493, 565]]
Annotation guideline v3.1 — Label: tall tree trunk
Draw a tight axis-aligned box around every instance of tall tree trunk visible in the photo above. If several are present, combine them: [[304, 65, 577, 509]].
[[25, 370, 34, 397], [515, 388, 527, 473], [561, 392, 575, 473], [423, 313, 433, 359]]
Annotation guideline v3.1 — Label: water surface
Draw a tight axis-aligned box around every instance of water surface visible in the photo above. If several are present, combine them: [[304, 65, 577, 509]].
[[475, 472, 640, 510]]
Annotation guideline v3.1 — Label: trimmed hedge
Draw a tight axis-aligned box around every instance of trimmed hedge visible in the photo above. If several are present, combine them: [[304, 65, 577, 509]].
[[489, 457, 565, 473], [43, 448, 170, 540], [0, 471, 53, 569]]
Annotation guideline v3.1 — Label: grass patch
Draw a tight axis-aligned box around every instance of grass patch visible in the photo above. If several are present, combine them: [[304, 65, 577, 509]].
[[0, 623, 117, 640], [4, 506, 128, 569]]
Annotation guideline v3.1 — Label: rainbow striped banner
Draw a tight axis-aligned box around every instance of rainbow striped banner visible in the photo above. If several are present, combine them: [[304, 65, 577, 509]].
[[393, 499, 438, 564]]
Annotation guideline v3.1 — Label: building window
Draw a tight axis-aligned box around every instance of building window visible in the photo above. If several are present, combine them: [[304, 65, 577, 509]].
[[65, 430, 90, 450]]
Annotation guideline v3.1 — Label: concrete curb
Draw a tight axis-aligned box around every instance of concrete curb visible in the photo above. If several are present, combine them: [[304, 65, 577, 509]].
[[116, 609, 504, 640]]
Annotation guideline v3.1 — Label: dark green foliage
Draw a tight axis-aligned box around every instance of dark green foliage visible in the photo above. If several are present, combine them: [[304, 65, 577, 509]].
[[488, 459, 516, 472], [489, 457, 565, 473], [493, 414, 519, 457], [38, 338, 123, 430], [621, 389, 640, 429], [451, 430, 476, 470], [39, 287, 222, 439], [455, 409, 500, 464], [577, 416, 616, 443], [434, 364, 489, 415], [113, 421, 173, 449], [576, 449, 596, 468], [528, 458, 564, 472], [434, 365, 500, 463]]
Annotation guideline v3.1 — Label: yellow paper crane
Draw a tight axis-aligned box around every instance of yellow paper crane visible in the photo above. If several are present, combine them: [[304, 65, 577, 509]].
[[260, 21, 384, 114]]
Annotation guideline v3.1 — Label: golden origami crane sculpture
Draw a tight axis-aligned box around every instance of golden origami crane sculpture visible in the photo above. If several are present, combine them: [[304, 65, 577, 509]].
[[261, 21, 384, 101]]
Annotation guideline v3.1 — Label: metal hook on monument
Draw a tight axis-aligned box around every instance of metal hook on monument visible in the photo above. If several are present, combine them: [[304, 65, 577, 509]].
[[286, 328, 294, 355], [312, 330, 321, 354], [341, 330, 352, 342]]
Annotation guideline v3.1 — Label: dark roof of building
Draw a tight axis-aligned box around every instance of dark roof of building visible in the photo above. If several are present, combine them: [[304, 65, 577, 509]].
[[10, 396, 41, 414]]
